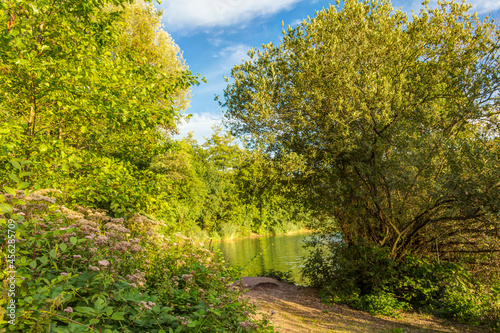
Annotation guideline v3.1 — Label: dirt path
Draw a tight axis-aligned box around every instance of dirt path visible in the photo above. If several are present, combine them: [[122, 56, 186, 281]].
[[243, 279, 495, 333]]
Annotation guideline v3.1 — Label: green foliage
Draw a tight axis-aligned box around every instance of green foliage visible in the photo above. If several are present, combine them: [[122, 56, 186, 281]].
[[217, 223, 240, 239], [434, 278, 500, 327], [303, 237, 398, 298], [161, 133, 313, 238], [303, 236, 500, 327], [0, 0, 198, 219], [223, 1, 500, 326], [351, 291, 409, 317], [0, 188, 274, 332], [221, 0, 500, 260], [0, 0, 311, 239]]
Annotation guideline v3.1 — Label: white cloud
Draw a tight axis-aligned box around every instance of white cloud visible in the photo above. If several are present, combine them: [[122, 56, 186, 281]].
[[409, 0, 500, 14], [468, 0, 500, 13], [288, 18, 304, 28], [161, 0, 302, 32], [208, 37, 224, 47], [176, 112, 222, 143], [214, 44, 250, 64]]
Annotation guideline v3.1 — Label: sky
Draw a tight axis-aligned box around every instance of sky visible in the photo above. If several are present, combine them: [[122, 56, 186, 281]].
[[154, 0, 500, 143]]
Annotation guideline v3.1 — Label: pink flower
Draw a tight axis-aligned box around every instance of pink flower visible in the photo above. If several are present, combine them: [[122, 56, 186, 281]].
[[98, 260, 110, 267], [94, 235, 108, 245], [130, 244, 142, 253]]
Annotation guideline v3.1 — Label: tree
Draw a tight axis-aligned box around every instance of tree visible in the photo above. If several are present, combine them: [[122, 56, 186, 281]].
[[0, 0, 198, 215], [221, 0, 500, 260], [112, 0, 192, 118]]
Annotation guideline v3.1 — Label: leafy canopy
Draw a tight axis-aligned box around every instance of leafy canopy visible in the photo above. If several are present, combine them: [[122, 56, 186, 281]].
[[221, 0, 500, 260], [0, 0, 199, 215]]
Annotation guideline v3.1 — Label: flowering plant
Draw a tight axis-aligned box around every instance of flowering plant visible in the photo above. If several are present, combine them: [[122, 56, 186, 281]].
[[0, 185, 274, 332]]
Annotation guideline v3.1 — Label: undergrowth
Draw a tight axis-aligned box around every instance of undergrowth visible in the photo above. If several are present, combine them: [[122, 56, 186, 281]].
[[303, 236, 500, 328], [0, 185, 275, 332]]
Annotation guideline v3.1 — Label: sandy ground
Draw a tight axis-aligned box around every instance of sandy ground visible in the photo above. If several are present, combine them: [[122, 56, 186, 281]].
[[243, 280, 496, 333]]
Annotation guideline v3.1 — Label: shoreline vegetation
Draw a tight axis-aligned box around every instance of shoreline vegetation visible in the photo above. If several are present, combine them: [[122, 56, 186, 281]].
[[204, 228, 314, 243]]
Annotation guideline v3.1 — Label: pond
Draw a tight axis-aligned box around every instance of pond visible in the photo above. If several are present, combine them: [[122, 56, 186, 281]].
[[210, 233, 312, 284]]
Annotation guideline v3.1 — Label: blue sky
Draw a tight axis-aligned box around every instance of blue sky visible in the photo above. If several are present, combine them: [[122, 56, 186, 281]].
[[155, 0, 500, 143]]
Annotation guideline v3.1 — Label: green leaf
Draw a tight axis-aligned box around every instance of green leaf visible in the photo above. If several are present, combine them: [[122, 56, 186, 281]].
[[110, 312, 125, 320], [3, 186, 16, 196], [39, 256, 48, 265], [19, 172, 34, 178], [0, 204, 13, 214], [104, 307, 113, 316], [8, 174, 20, 183], [94, 298, 105, 312], [10, 160, 21, 170], [29, 260, 37, 269], [38, 144, 48, 152], [49, 249, 57, 259], [12, 199, 26, 205], [74, 306, 97, 314], [59, 243, 67, 252], [70, 237, 78, 245], [17, 182, 30, 190]]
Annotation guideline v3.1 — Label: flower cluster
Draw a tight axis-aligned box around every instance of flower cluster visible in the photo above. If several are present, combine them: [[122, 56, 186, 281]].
[[238, 320, 258, 330], [0, 188, 268, 332], [138, 301, 156, 311], [181, 274, 193, 282], [126, 270, 146, 288]]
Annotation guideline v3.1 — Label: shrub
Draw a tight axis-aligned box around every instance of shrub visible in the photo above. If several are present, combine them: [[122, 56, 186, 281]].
[[0, 188, 274, 332], [351, 291, 409, 317], [435, 279, 500, 327], [218, 223, 240, 239], [303, 235, 500, 327]]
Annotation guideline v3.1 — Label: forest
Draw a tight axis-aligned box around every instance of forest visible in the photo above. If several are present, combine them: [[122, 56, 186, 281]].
[[1, 0, 500, 331]]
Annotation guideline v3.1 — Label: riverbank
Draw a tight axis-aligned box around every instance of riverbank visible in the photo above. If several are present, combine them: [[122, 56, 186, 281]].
[[208, 228, 314, 243], [244, 279, 495, 333]]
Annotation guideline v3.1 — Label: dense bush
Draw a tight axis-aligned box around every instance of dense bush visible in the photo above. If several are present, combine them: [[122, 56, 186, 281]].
[[0, 187, 274, 332], [302, 236, 500, 327]]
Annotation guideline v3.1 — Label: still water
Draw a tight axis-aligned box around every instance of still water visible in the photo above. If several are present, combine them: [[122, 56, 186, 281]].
[[210, 233, 311, 283]]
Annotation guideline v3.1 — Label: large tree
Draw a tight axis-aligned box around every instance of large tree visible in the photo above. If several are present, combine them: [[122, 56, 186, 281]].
[[221, 0, 500, 260], [0, 0, 198, 215]]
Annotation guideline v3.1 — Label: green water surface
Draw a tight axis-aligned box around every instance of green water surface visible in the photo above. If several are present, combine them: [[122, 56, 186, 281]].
[[211, 233, 311, 284]]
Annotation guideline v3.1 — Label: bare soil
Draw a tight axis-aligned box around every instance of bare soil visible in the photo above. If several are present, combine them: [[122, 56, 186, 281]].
[[244, 280, 496, 333]]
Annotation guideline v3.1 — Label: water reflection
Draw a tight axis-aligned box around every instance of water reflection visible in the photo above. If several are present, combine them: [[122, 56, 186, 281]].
[[210, 233, 311, 283]]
